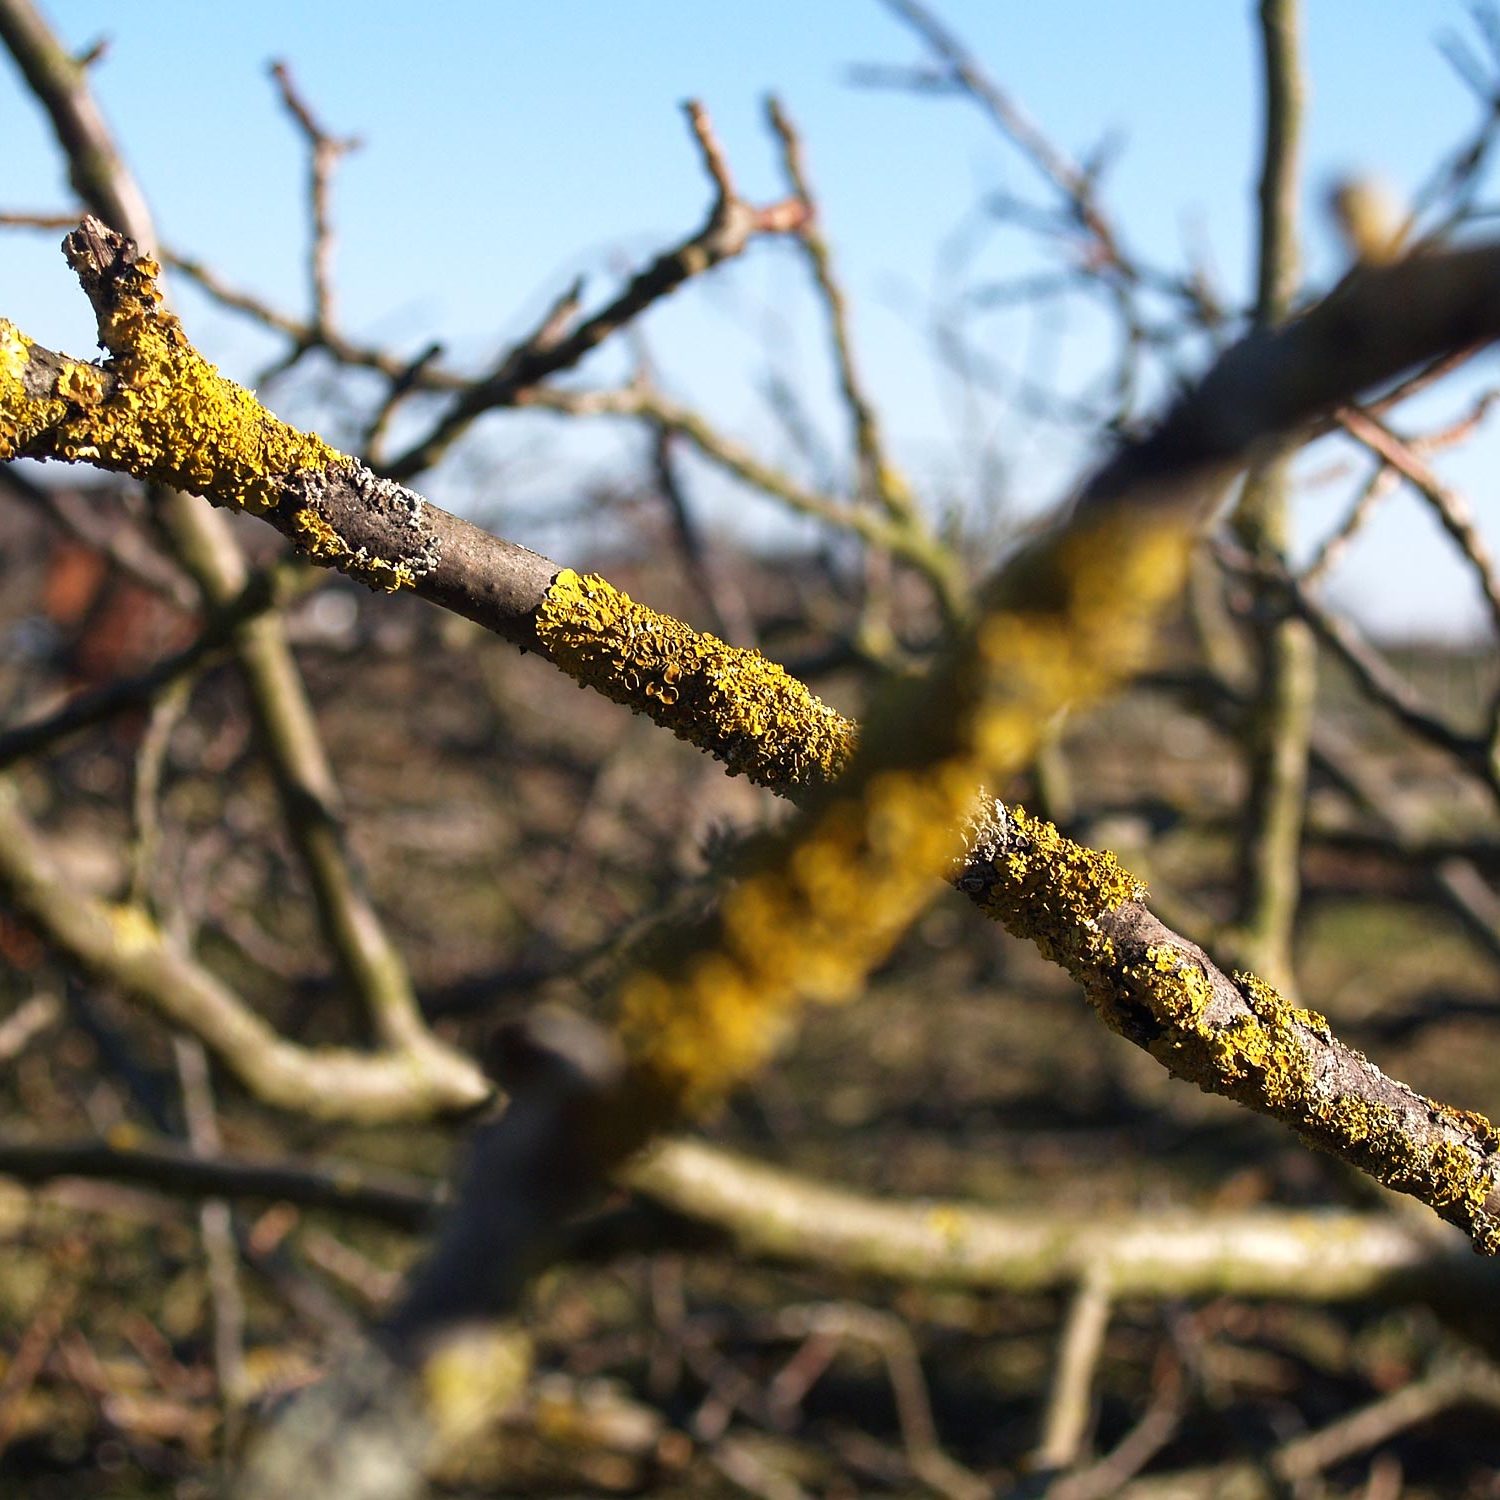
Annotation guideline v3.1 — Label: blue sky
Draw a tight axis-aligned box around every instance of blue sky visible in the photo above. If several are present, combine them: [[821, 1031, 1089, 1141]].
[[3, 2, 1497, 636]]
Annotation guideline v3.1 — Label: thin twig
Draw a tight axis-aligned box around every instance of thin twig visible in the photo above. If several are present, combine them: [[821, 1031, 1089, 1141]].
[[380, 99, 809, 483], [1032, 1269, 1113, 1473], [268, 58, 361, 335], [174, 1036, 248, 1427]]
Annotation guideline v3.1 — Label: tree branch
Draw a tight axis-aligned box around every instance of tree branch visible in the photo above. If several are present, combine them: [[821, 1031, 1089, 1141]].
[[5, 223, 1500, 1248]]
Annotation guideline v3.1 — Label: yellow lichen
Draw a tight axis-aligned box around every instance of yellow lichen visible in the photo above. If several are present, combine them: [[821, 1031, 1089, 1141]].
[[579, 498, 1203, 1128], [1103, 947, 1500, 1250], [106, 903, 159, 957], [3, 248, 426, 590], [40, 248, 345, 513], [615, 759, 978, 1114], [420, 1325, 531, 1458], [0, 321, 69, 458], [285, 505, 415, 591], [535, 569, 858, 790], [976, 807, 1140, 973]]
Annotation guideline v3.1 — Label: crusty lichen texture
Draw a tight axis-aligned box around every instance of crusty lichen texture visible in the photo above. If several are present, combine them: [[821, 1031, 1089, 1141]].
[[965, 802, 1143, 970], [961, 799, 1500, 1251], [1, 223, 431, 591], [1125, 954, 1500, 1252], [536, 568, 858, 790], [0, 321, 71, 454]]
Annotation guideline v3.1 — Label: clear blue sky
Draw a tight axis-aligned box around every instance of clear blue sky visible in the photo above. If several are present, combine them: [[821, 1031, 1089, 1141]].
[[3, 2, 1496, 636]]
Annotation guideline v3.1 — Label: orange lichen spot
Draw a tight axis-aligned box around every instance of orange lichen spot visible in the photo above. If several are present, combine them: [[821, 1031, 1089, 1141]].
[[535, 569, 858, 791]]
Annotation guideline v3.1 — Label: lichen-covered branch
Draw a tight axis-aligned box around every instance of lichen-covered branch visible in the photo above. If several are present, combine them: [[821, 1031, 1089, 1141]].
[[387, 394, 1214, 1357], [6, 224, 1500, 1248], [1218, 539, 1493, 785], [7, 1130, 1493, 1312], [964, 801, 1500, 1253], [0, 0, 438, 1064]]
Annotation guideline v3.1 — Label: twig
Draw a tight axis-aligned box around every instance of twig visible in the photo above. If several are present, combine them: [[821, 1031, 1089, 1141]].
[[1047, 1348, 1186, 1500], [0, 779, 489, 1122], [1273, 1349, 1500, 1483], [0, 991, 61, 1062], [766, 96, 915, 525], [0, 1135, 443, 1228], [127, 674, 192, 908], [650, 423, 758, 646], [874, 0, 1126, 277], [174, 1035, 248, 1426], [774, 1303, 987, 1500], [381, 99, 809, 483], [523, 380, 970, 615], [632, 1139, 1500, 1305], [1300, 457, 1398, 586], [1217, 540, 1493, 789], [1226, 0, 1313, 992], [1337, 404, 1500, 639], [0, 563, 298, 772], [268, 58, 361, 335], [0, 464, 197, 609], [1032, 1270, 1113, 1473], [0, 1273, 77, 1460]]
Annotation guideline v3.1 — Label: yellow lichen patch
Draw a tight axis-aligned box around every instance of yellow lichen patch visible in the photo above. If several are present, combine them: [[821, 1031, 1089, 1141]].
[[284, 504, 413, 591], [290, 504, 348, 562], [55, 360, 107, 405], [614, 758, 978, 1115], [4, 247, 437, 590], [6, 248, 348, 519], [421, 1325, 531, 1460], [594, 495, 1206, 1128], [0, 321, 69, 459], [974, 807, 1140, 973], [535, 569, 858, 791], [70, 307, 342, 515], [925, 1205, 968, 1247], [1114, 947, 1318, 1105], [106, 903, 160, 958], [972, 513, 1196, 770], [1106, 948, 1500, 1250]]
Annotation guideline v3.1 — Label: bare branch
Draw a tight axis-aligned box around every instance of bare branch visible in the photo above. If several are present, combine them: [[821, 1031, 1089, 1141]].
[[268, 57, 361, 335], [381, 101, 810, 483]]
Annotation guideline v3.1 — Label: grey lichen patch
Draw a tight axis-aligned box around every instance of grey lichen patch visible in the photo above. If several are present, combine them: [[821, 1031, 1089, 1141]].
[[281, 463, 442, 592]]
